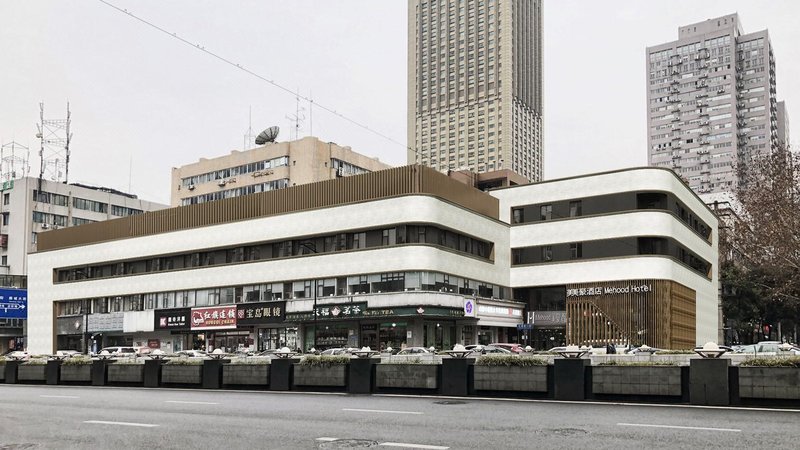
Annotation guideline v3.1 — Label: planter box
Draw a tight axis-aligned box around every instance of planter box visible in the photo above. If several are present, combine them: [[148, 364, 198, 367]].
[[376, 364, 438, 389], [739, 367, 800, 400], [592, 366, 682, 396], [223, 364, 270, 386], [161, 365, 202, 384], [473, 365, 548, 392], [108, 364, 145, 383], [60, 364, 92, 382], [293, 364, 347, 387], [18, 364, 47, 382], [0, 363, 5, 381]]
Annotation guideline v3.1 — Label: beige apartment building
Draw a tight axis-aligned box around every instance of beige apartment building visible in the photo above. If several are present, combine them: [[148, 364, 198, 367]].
[[407, 0, 543, 182], [171, 136, 392, 207]]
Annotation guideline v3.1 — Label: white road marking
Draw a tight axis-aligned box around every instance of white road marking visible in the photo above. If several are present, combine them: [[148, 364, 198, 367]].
[[40, 395, 79, 399], [379, 443, 449, 449], [315, 438, 339, 442], [84, 420, 159, 428], [617, 423, 742, 432], [342, 408, 423, 415], [164, 400, 219, 405]]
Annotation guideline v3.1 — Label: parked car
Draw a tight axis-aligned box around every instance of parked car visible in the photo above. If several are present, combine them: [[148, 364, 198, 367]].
[[466, 345, 512, 355], [320, 348, 355, 356], [176, 350, 208, 358], [734, 341, 800, 355], [98, 346, 148, 357], [489, 343, 524, 354], [396, 347, 432, 355], [4, 351, 29, 360]]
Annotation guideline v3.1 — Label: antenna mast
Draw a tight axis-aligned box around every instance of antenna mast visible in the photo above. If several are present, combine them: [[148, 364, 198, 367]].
[[36, 102, 72, 191], [243, 106, 255, 149], [0, 141, 31, 182], [285, 90, 305, 140]]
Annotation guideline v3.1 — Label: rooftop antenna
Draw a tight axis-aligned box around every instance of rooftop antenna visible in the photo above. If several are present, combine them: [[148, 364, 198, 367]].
[[36, 102, 72, 192], [255, 126, 279, 145], [243, 106, 255, 149], [0, 141, 31, 182], [285, 89, 305, 140], [308, 90, 313, 137]]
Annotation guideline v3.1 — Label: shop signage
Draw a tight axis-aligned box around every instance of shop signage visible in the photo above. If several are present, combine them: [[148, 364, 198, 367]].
[[286, 302, 368, 322], [528, 311, 567, 326], [190, 306, 237, 330], [154, 308, 190, 330], [236, 301, 286, 325], [1, 180, 13, 191], [567, 284, 652, 298], [364, 306, 464, 318], [87, 312, 124, 332], [463, 298, 476, 318]]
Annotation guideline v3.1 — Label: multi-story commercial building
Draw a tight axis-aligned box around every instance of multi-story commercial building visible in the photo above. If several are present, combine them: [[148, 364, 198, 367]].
[[0, 177, 166, 353], [171, 136, 392, 207], [647, 13, 785, 194], [27, 165, 717, 355], [407, 0, 543, 182], [776, 100, 790, 149]]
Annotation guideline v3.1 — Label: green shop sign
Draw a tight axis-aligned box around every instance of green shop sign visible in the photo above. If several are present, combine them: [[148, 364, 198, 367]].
[[286, 303, 464, 322]]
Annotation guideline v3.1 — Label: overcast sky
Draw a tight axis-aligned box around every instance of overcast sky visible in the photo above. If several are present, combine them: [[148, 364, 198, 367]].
[[1, 1, 798, 205]]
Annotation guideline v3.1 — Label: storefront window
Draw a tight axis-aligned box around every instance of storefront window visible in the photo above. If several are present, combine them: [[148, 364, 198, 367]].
[[379, 322, 407, 351]]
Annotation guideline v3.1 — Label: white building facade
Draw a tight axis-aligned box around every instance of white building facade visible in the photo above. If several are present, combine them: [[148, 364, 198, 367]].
[[26, 166, 717, 354]]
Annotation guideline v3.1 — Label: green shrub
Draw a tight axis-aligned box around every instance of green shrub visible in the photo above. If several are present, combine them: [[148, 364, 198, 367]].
[[740, 357, 800, 368], [22, 358, 47, 366], [599, 360, 678, 366], [62, 355, 93, 366], [381, 357, 439, 365], [112, 358, 144, 365], [165, 357, 204, 366], [227, 357, 270, 365], [0, 356, 6, 363], [475, 355, 548, 367], [654, 349, 695, 355], [299, 355, 350, 367]]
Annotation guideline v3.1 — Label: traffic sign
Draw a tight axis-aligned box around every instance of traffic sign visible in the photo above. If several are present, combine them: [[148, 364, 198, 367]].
[[516, 323, 533, 331], [0, 288, 27, 319]]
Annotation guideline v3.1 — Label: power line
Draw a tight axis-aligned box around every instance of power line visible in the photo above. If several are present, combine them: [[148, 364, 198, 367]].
[[96, 0, 413, 155]]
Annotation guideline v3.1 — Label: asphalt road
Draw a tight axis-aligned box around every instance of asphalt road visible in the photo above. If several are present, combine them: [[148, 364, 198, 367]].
[[0, 385, 798, 449]]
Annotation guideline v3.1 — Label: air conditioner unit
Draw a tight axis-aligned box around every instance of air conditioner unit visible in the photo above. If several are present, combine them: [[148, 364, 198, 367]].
[[41, 223, 49, 230], [188, 184, 195, 190], [217, 180, 226, 187]]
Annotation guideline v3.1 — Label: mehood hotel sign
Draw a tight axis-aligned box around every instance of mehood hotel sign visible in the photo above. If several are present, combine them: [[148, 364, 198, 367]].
[[567, 284, 653, 298]]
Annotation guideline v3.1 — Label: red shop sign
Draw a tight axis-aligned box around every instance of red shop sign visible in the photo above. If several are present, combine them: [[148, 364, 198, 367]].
[[191, 306, 237, 330]]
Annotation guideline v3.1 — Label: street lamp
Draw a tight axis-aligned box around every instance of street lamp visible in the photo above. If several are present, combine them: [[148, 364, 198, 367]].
[[693, 342, 731, 359]]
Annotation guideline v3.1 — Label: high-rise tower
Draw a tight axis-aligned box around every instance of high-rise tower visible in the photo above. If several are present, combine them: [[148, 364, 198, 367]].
[[408, 0, 543, 182], [647, 13, 783, 194]]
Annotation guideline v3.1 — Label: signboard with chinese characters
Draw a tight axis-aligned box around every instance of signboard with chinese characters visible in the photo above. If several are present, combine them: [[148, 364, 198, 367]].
[[0, 288, 27, 319], [236, 301, 286, 325], [154, 308, 190, 330], [88, 312, 125, 332], [286, 302, 367, 322], [566, 284, 652, 298], [190, 306, 237, 330], [528, 310, 567, 327]]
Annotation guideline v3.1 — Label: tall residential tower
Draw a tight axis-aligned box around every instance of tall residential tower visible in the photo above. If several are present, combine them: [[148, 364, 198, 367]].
[[408, 0, 543, 182], [647, 13, 783, 194]]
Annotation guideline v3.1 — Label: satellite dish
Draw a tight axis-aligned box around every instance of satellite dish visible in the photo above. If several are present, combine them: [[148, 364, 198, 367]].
[[255, 126, 279, 145]]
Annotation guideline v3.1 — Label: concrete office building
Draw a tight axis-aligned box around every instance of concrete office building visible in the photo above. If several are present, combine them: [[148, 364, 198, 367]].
[[27, 165, 717, 355], [408, 0, 543, 182], [776, 100, 790, 149], [171, 136, 392, 207], [0, 177, 166, 353], [647, 13, 785, 194]]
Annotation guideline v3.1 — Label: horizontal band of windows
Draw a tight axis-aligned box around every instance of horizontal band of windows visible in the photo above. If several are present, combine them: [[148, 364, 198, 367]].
[[510, 190, 712, 242], [54, 270, 508, 316], [511, 237, 711, 279], [54, 224, 495, 283], [511, 209, 713, 246]]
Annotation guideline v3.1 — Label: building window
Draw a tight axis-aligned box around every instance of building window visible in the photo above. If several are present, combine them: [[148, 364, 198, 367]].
[[2, 193, 8, 205], [541, 245, 553, 262], [1, 256, 6, 266], [570, 243, 583, 259], [512, 208, 523, 224], [382, 228, 396, 246], [569, 201, 582, 217], [539, 205, 552, 221]]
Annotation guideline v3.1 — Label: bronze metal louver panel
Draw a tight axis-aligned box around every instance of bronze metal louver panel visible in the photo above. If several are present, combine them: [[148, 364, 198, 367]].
[[565, 279, 696, 350], [37, 165, 499, 252]]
